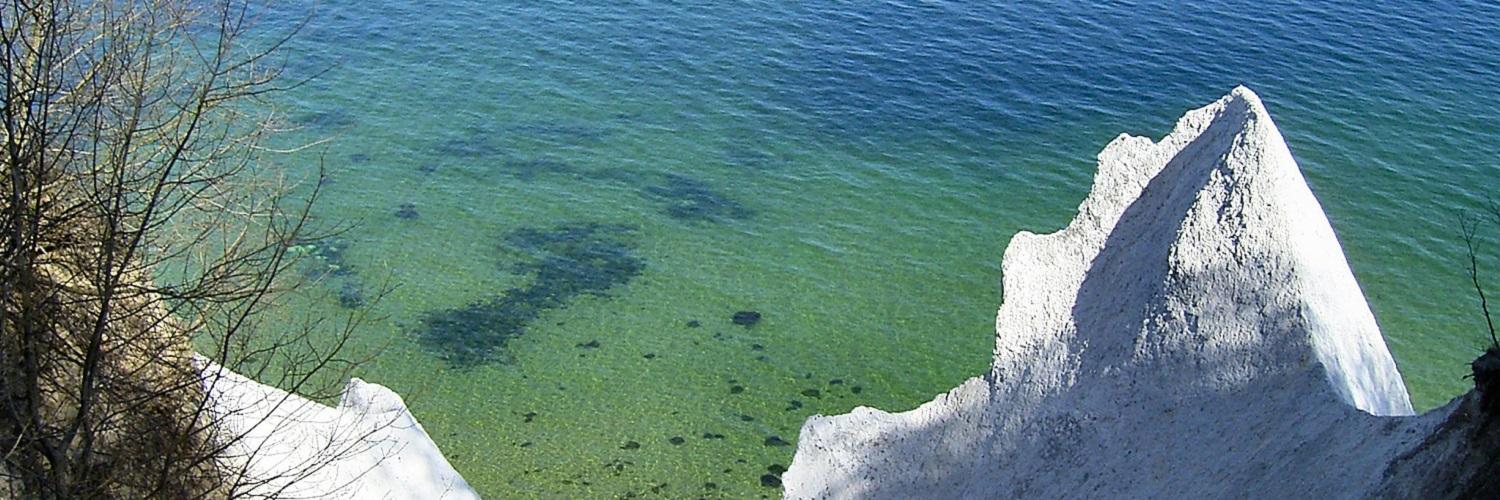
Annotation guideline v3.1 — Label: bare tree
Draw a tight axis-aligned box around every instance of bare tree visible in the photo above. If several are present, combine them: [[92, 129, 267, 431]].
[[0, 1, 377, 498], [1461, 203, 1500, 351], [1462, 203, 1500, 418]]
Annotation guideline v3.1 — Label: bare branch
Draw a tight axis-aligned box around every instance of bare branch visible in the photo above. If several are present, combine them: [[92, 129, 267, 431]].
[[1461, 211, 1500, 350]]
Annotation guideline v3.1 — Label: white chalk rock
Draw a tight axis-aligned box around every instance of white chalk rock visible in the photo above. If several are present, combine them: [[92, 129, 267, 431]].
[[198, 357, 478, 499], [784, 87, 1431, 498]]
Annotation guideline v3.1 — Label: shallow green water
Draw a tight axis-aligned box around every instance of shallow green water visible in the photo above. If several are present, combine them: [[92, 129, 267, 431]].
[[236, 0, 1500, 496]]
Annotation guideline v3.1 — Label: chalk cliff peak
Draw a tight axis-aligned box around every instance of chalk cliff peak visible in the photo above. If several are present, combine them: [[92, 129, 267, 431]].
[[994, 85, 1410, 416], [784, 87, 1439, 499]]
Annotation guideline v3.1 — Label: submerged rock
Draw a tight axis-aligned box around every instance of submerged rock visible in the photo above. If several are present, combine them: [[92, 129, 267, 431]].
[[732, 311, 762, 326], [394, 203, 420, 220], [781, 87, 1485, 498]]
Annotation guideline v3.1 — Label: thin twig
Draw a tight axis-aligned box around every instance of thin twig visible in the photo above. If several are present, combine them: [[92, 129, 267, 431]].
[[1462, 211, 1500, 349]]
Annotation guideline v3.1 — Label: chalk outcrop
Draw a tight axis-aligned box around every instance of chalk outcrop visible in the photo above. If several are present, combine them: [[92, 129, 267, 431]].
[[199, 358, 478, 499], [784, 87, 1494, 498]]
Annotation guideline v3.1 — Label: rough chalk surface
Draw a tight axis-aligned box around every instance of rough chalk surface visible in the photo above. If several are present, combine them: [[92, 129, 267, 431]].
[[199, 357, 478, 499], [783, 87, 1456, 499]]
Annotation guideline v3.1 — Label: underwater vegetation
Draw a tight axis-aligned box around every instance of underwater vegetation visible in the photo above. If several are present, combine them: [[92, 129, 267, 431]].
[[641, 173, 754, 222], [432, 124, 508, 158], [434, 134, 504, 158], [290, 108, 357, 130], [291, 236, 355, 280], [431, 120, 610, 159], [721, 145, 786, 171], [289, 236, 367, 309], [501, 157, 578, 181], [508, 121, 610, 145], [415, 222, 644, 368], [578, 166, 639, 184], [337, 281, 365, 309], [421, 117, 760, 226]]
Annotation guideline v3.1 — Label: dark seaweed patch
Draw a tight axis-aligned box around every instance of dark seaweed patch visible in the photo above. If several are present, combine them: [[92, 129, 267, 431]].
[[297, 237, 354, 280], [507, 224, 643, 300], [509, 121, 609, 145], [641, 174, 753, 222], [337, 282, 365, 309], [579, 167, 639, 184], [414, 223, 643, 367], [433, 133, 503, 158], [501, 157, 578, 181], [412, 298, 527, 366], [291, 109, 356, 130]]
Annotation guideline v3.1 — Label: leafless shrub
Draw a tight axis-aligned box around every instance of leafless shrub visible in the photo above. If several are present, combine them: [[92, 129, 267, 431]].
[[1, 1, 383, 498]]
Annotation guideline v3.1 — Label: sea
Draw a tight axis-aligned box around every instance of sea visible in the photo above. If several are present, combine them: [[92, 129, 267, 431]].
[[242, 0, 1500, 497]]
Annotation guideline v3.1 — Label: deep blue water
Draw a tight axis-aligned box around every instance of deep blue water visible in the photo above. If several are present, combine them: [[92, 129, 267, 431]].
[[256, 0, 1500, 496]]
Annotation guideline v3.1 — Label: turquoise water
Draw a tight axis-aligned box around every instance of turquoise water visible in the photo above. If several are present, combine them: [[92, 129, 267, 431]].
[[252, 0, 1499, 497]]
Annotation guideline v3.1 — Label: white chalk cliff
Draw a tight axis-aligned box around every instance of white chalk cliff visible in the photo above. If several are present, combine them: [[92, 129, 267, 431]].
[[199, 358, 478, 499], [785, 87, 1497, 498]]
